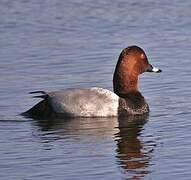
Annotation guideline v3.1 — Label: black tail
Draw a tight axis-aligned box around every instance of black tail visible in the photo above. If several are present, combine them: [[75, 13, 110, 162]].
[[22, 99, 54, 118], [29, 91, 46, 94], [29, 91, 48, 99], [21, 91, 54, 118]]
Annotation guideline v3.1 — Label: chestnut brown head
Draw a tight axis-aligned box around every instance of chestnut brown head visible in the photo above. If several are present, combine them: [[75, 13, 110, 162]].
[[113, 46, 161, 96]]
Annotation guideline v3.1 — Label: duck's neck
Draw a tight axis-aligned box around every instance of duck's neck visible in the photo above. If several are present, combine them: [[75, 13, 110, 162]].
[[113, 70, 149, 113], [113, 72, 139, 97]]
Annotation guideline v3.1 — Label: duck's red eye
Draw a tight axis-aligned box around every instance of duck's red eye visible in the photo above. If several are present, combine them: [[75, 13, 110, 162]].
[[140, 53, 145, 59]]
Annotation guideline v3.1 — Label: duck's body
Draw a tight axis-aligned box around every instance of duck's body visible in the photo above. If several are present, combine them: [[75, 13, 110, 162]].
[[23, 46, 161, 118], [25, 87, 149, 118]]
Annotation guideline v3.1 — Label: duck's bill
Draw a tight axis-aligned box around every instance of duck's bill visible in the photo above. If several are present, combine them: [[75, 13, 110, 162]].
[[147, 64, 162, 73]]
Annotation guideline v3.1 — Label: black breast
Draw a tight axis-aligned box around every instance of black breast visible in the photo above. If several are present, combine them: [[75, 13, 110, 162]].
[[118, 91, 149, 116]]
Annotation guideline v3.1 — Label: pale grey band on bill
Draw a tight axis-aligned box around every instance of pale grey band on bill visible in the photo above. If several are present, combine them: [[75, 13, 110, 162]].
[[152, 67, 161, 72]]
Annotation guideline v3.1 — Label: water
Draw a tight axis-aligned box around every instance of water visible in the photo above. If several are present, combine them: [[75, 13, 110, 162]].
[[0, 0, 191, 179]]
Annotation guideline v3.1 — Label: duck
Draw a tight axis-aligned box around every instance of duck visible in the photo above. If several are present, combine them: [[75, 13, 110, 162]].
[[23, 45, 161, 118]]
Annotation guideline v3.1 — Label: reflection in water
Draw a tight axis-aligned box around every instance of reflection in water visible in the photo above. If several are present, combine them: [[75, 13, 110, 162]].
[[115, 115, 152, 179], [32, 114, 154, 179], [33, 116, 119, 140]]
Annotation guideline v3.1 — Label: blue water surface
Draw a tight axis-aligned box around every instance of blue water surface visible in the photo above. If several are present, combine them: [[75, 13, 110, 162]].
[[0, 0, 191, 179]]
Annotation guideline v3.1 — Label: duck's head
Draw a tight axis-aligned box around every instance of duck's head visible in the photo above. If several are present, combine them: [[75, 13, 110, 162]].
[[113, 45, 162, 96]]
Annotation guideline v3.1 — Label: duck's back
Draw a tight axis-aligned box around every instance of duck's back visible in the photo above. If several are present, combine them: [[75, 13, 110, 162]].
[[26, 87, 119, 118], [50, 87, 120, 117]]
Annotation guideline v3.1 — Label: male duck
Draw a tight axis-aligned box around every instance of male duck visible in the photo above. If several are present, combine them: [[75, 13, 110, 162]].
[[23, 46, 161, 118]]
